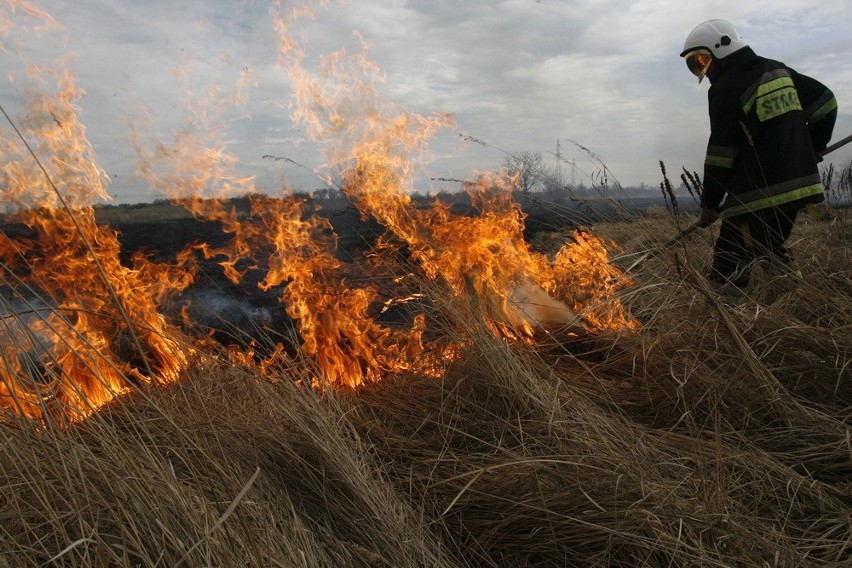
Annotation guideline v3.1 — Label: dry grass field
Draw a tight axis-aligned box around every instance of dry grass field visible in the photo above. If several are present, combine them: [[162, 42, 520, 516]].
[[2, 3, 850, 565], [2, 204, 850, 567]]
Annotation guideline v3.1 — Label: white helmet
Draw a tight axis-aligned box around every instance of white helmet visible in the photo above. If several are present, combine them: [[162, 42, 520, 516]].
[[680, 19, 748, 59]]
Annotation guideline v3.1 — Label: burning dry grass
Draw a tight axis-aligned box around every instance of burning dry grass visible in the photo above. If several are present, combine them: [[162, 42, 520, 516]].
[[1, 3, 850, 565], [2, 210, 851, 567]]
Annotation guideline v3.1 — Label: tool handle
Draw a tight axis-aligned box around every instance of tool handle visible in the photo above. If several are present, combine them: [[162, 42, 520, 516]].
[[821, 133, 852, 157], [664, 220, 702, 246]]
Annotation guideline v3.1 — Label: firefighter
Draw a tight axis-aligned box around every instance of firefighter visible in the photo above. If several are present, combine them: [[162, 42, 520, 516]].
[[681, 19, 837, 295]]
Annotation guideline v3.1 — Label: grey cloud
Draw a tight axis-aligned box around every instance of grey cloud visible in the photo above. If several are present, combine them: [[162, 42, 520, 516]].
[[0, 0, 849, 204]]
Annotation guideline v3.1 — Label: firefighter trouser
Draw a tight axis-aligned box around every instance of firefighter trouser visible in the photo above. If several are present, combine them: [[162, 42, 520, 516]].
[[709, 204, 799, 287]]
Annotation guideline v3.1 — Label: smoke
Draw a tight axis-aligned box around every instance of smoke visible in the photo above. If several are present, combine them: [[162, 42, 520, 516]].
[[509, 277, 584, 333], [180, 286, 279, 339], [0, 295, 59, 386], [0, 295, 53, 343]]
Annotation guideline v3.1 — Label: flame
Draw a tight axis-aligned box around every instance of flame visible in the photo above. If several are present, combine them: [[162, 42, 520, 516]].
[[1, 2, 638, 422], [272, 6, 637, 341], [0, 53, 195, 422], [547, 230, 640, 332]]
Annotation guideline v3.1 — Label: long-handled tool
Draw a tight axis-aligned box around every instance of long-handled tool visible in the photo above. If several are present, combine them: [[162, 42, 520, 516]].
[[822, 132, 852, 157], [670, 133, 852, 244], [625, 133, 852, 272]]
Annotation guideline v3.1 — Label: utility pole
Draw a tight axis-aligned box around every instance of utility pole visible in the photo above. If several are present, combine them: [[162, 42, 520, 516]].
[[555, 139, 563, 186]]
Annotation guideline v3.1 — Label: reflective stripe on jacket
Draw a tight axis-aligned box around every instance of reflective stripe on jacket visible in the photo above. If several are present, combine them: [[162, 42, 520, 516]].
[[700, 47, 837, 218]]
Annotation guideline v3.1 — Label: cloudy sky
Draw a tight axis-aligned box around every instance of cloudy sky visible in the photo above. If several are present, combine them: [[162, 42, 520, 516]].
[[1, 0, 851, 204]]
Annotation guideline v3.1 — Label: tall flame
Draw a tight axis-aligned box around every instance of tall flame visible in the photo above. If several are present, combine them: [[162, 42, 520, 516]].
[[0, 30, 194, 422], [1, 2, 638, 422], [273, 5, 637, 340]]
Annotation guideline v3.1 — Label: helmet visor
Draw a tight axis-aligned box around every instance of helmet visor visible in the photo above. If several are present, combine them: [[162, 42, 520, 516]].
[[684, 49, 713, 82]]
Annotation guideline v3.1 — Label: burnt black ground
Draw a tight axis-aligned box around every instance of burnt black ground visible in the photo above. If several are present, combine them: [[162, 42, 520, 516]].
[[1, 193, 630, 355]]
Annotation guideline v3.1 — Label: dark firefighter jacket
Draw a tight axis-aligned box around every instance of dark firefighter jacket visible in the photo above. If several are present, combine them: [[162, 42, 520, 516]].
[[701, 46, 837, 218]]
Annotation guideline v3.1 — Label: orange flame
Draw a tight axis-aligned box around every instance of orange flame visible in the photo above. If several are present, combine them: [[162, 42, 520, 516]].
[[1, 2, 638, 422], [0, 59, 194, 422], [273, 9, 637, 340]]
